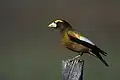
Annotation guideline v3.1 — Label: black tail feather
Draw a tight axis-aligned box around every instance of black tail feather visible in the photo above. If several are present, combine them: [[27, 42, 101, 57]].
[[91, 49, 109, 67], [93, 46, 107, 56]]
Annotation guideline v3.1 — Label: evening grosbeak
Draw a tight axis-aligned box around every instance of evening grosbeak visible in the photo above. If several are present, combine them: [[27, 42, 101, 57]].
[[48, 19, 109, 67]]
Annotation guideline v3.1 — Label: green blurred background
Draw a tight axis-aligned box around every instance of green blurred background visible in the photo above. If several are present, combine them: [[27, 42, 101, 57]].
[[0, 0, 120, 80]]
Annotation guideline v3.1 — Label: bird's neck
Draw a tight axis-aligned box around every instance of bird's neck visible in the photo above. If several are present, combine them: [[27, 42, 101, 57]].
[[60, 28, 72, 36], [60, 27, 70, 33]]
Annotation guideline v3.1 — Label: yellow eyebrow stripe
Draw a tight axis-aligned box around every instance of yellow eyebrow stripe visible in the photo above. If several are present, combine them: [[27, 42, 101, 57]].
[[55, 20, 63, 23]]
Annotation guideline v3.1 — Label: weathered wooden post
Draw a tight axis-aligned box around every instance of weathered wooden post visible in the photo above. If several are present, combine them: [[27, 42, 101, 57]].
[[62, 58, 84, 80]]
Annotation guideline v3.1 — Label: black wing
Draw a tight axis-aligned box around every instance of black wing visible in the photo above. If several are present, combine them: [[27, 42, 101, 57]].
[[67, 33, 109, 67]]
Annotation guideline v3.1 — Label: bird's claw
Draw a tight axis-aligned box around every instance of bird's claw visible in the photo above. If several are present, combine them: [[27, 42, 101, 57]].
[[72, 54, 81, 60], [68, 55, 81, 62]]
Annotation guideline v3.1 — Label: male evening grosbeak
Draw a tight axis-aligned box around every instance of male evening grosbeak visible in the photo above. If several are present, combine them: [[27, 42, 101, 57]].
[[48, 19, 109, 67]]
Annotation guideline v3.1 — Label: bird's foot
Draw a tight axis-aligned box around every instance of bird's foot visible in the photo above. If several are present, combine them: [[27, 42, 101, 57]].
[[68, 54, 81, 62], [72, 54, 81, 60]]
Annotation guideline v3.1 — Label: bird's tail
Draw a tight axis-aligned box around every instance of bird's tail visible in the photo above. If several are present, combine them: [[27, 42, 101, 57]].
[[91, 46, 109, 67], [93, 46, 107, 56]]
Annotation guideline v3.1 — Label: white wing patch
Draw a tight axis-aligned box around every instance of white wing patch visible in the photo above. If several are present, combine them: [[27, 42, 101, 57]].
[[80, 36, 95, 45], [73, 32, 94, 45]]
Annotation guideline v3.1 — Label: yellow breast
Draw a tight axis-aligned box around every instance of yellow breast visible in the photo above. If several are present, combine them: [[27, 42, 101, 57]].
[[61, 32, 71, 45]]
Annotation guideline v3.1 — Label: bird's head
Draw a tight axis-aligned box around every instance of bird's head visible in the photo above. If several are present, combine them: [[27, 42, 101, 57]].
[[48, 19, 72, 31]]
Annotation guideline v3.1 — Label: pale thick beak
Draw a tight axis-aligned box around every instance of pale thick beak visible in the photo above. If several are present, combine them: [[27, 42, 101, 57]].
[[48, 22, 57, 28]]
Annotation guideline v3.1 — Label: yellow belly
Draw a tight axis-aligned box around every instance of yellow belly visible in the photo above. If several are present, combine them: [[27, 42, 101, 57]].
[[61, 33, 88, 52]]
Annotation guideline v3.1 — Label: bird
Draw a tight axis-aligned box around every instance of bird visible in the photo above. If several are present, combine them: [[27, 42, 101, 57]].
[[48, 19, 109, 67]]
